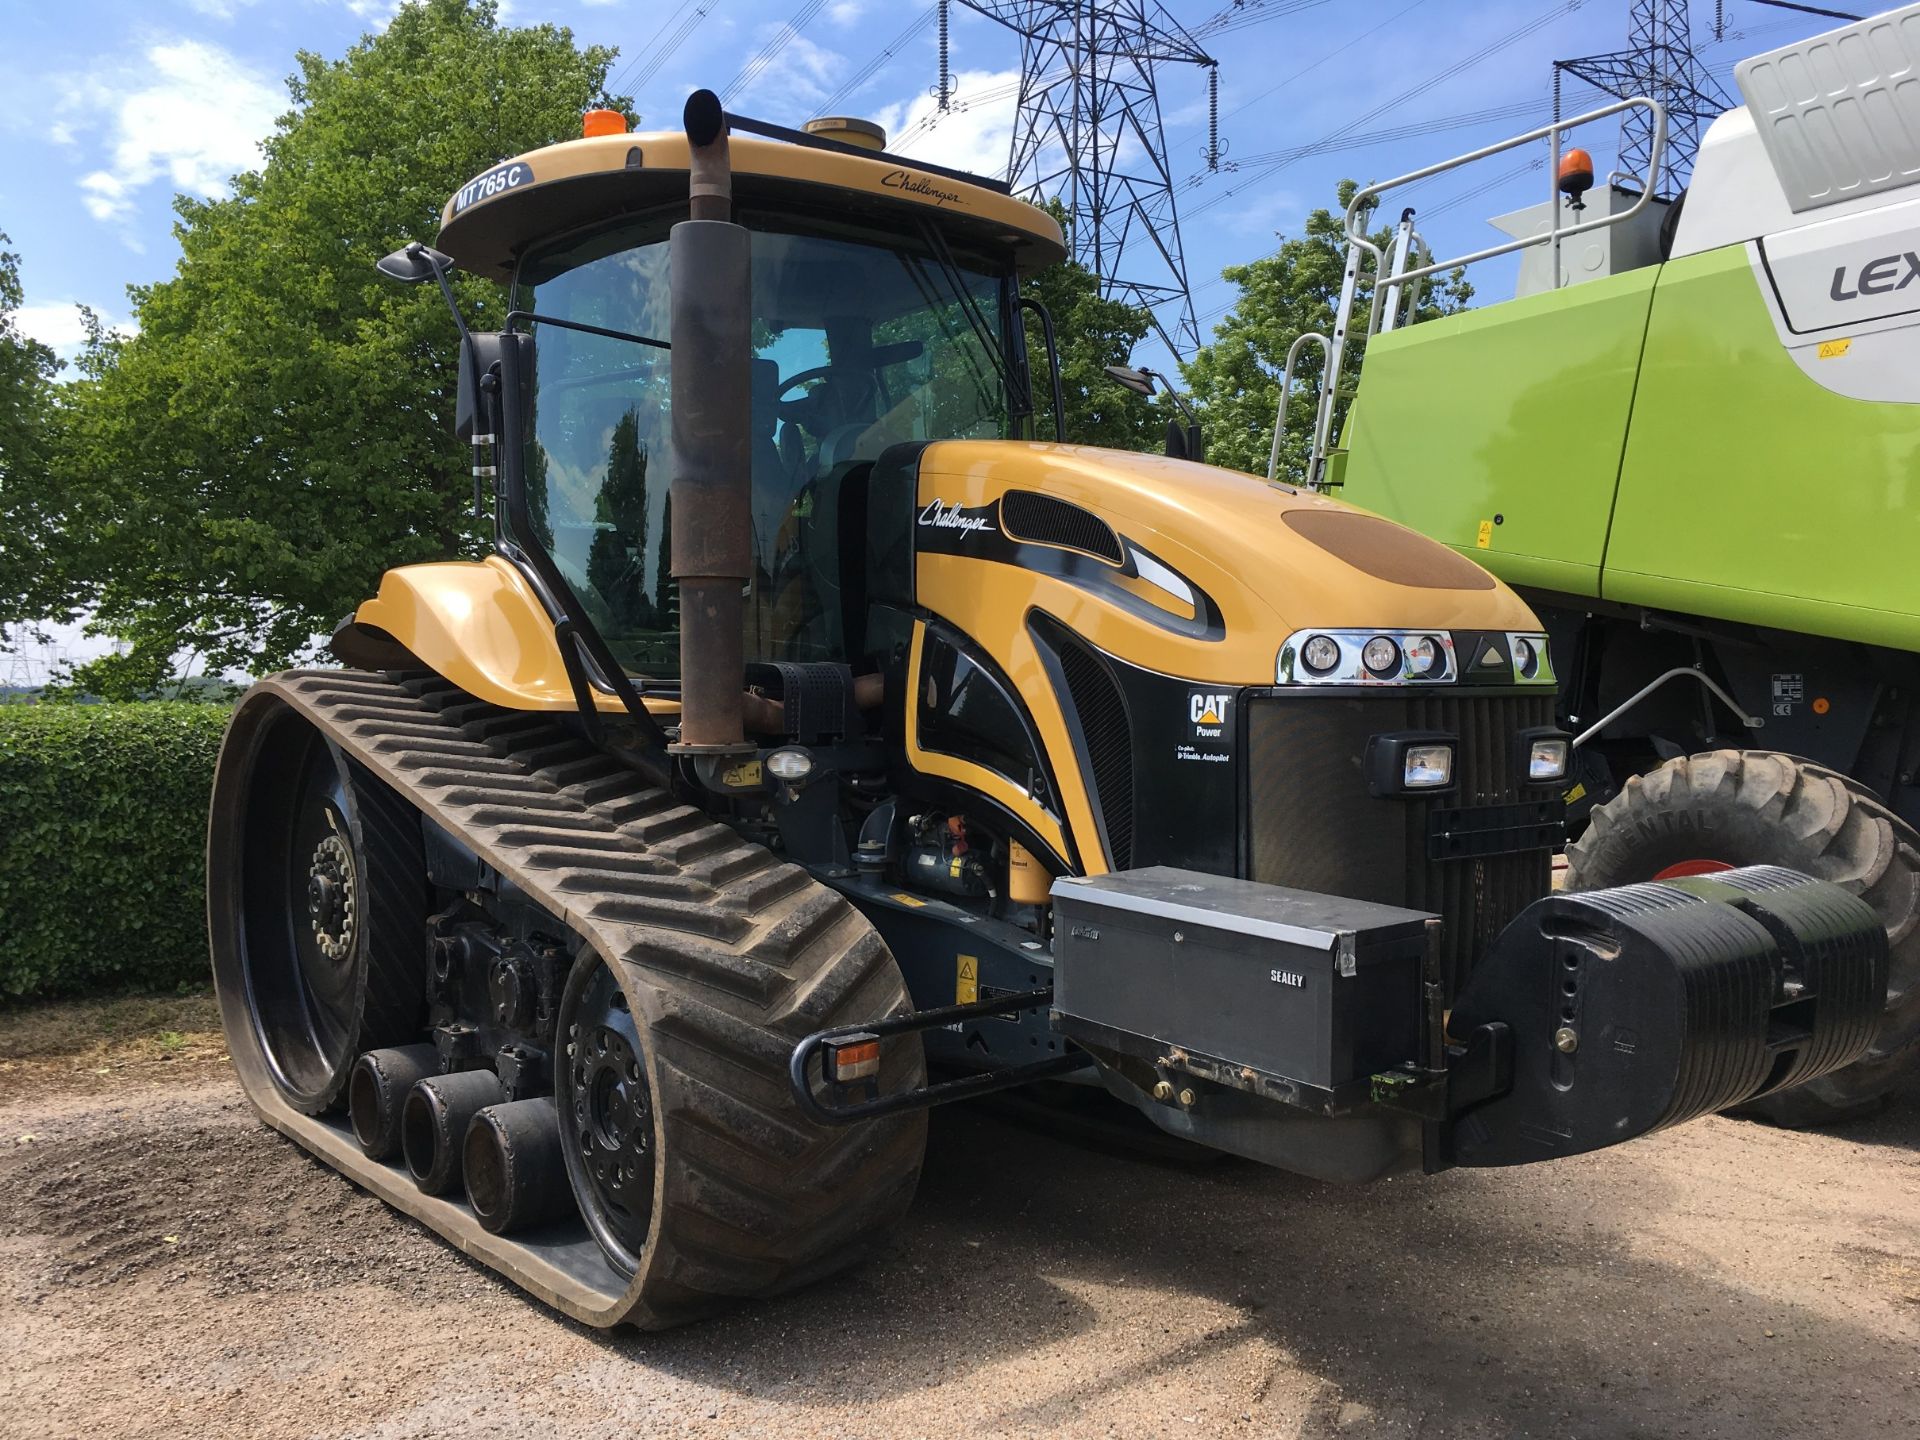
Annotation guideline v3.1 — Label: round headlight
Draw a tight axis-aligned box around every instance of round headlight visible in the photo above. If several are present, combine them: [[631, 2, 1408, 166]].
[[766, 747, 814, 781], [1301, 635, 1341, 674], [1405, 635, 1443, 677], [1513, 636, 1538, 678], [1361, 636, 1400, 676]]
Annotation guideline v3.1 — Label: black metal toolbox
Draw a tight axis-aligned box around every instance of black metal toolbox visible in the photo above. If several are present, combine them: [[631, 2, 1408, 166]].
[[1051, 866, 1434, 1095]]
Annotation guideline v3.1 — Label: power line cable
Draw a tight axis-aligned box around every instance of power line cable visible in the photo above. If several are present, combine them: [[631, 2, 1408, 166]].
[[722, 0, 831, 106], [1186, 96, 1548, 297], [628, 0, 727, 94], [1191, 0, 1338, 42], [1224, 98, 1546, 172], [1183, 0, 1584, 221], [607, 0, 698, 94], [819, 2, 939, 113], [1165, 0, 1430, 160]]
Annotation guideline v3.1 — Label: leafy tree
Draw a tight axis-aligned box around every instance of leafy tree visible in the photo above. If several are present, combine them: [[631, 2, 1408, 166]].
[[1021, 203, 1163, 452], [587, 409, 659, 630], [1182, 181, 1472, 480], [28, 1, 627, 696], [0, 231, 63, 631]]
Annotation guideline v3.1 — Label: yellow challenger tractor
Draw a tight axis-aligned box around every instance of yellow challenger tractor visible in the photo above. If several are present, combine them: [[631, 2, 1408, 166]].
[[208, 93, 1893, 1329]]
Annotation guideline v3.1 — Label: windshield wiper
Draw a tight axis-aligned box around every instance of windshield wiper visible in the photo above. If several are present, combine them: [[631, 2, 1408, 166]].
[[506, 309, 670, 350], [911, 220, 1031, 417]]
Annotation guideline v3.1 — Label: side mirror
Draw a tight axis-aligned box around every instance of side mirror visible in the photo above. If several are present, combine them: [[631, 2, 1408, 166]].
[[455, 332, 514, 444], [1103, 363, 1156, 398], [377, 242, 459, 284], [1165, 418, 1189, 461], [1160, 418, 1206, 461]]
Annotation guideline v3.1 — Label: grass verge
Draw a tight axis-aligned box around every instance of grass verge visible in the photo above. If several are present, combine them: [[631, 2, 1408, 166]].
[[0, 989, 226, 1101]]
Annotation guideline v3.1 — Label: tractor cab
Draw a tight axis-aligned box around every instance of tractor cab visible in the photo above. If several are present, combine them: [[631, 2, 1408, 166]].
[[426, 107, 1066, 683]]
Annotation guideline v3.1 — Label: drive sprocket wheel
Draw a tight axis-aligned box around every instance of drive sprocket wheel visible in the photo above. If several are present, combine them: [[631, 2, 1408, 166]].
[[553, 907, 928, 1325], [1567, 749, 1920, 1126], [208, 700, 430, 1114]]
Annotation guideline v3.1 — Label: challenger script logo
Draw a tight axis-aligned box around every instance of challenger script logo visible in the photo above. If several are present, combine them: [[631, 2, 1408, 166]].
[[1829, 251, 1920, 301], [917, 499, 997, 536], [883, 169, 965, 207]]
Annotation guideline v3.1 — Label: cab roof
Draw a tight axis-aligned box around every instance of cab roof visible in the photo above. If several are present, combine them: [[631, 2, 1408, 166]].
[[436, 122, 1068, 282]]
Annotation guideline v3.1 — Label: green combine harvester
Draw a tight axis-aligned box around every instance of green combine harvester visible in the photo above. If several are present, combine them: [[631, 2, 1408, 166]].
[[1282, 3, 1920, 1123]]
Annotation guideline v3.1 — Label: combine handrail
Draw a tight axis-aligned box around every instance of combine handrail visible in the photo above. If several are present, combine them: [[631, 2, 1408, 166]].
[[1341, 97, 1668, 292], [1275, 96, 1669, 490], [1267, 331, 1331, 482]]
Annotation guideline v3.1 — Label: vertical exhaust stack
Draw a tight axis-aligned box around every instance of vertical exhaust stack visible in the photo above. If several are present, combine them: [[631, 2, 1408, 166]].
[[669, 89, 753, 755]]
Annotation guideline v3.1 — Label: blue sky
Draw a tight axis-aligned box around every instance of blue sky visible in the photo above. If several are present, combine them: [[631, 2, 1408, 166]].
[[0, 0, 1830, 376], [0, 0, 1843, 676]]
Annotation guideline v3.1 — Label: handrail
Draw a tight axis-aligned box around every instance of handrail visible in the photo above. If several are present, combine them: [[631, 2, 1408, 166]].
[[1267, 331, 1331, 481], [1341, 97, 1667, 292], [1378, 211, 1429, 335], [1272, 96, 1670, 490]]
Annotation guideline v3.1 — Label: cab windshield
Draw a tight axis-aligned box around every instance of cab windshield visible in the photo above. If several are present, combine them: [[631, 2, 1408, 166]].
[[514, 211, 1018, 678]]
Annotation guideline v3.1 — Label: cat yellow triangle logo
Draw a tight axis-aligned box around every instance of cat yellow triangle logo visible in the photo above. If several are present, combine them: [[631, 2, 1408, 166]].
[[1478, 642, 1505, 668], [1199, 704, 1221, 723]]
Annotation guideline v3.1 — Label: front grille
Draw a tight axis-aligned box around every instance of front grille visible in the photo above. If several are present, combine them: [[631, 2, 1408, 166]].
[[1247, 691, 1556, 995], [1057, 640, 1135, 868], [1001, 490, 1126, 564]]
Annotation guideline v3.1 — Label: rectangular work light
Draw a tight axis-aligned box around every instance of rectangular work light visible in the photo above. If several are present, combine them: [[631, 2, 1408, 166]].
[[1366, 732, 1457, 797], [1517, 729, 1573, 785]]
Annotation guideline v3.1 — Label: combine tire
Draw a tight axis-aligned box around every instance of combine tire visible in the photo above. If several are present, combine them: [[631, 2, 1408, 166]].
[[210, 672, 926, 1328], [1566, 749, 1920, 1125]]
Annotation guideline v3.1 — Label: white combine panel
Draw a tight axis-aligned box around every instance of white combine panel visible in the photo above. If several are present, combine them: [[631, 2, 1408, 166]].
[[1736, 3, 1920, 213]]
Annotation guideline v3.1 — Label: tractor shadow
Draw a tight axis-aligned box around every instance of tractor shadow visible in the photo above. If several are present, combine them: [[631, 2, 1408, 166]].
[[605, 1092, 1920, 1437], [1807, 1068, 1920, 1152]]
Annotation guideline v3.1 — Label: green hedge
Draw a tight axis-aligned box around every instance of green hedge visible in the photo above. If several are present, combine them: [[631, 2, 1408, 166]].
[[0, 703, 233, 1000]]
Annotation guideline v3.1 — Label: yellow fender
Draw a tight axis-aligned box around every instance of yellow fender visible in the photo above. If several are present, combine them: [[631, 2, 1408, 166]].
[[344, 556, 650, 714]]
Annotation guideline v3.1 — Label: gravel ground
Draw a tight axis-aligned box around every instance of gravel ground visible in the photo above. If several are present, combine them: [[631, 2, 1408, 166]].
[[0, 1036, 1916, 1439]]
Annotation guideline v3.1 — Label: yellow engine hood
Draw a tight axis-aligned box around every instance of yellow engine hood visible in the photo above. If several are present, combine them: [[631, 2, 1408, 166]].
[[914, 441, 1541, 684]]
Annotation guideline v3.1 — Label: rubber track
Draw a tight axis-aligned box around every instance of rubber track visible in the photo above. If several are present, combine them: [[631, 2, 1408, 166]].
[[234, 669, 926, 1328], [1568, 749, 1920, 1120]]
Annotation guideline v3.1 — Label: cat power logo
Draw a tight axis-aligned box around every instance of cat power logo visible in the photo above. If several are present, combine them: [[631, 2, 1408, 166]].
[[1190, 692, 1230, 739]]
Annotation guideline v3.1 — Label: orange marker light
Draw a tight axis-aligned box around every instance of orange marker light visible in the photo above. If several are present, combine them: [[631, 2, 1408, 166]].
[[582, 108, 628, 138], [827, 1035, 882, 1083], [1813, 697, 1831, 715]]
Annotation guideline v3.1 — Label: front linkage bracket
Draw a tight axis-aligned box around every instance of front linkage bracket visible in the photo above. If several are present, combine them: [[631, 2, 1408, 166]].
[[789, 988, 1092, 1125]]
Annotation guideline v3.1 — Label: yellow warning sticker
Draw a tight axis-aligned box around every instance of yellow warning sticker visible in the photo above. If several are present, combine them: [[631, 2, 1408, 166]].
[[1475, 519, 1493, 549], [720, 760, 764, 788], [889, 892, 927, 909], [1817, 338, 1852, 360], [1564, 781, 1587, 804], [956, 954, 979, 1005]]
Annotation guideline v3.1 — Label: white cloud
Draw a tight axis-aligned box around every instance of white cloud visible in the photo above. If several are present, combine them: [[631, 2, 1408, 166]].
[[183, 0, 260, 18], [826, 0, 863, 26], [877, 68, 1019, 181], [342, 0, 404, 25], [729, 29, 846, 116], [13, 303, 136, 359], [69, 40, 282, 224]]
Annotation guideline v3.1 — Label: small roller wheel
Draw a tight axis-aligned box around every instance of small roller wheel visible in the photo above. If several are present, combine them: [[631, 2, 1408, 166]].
[[1568, 749, 1920, 1125]]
